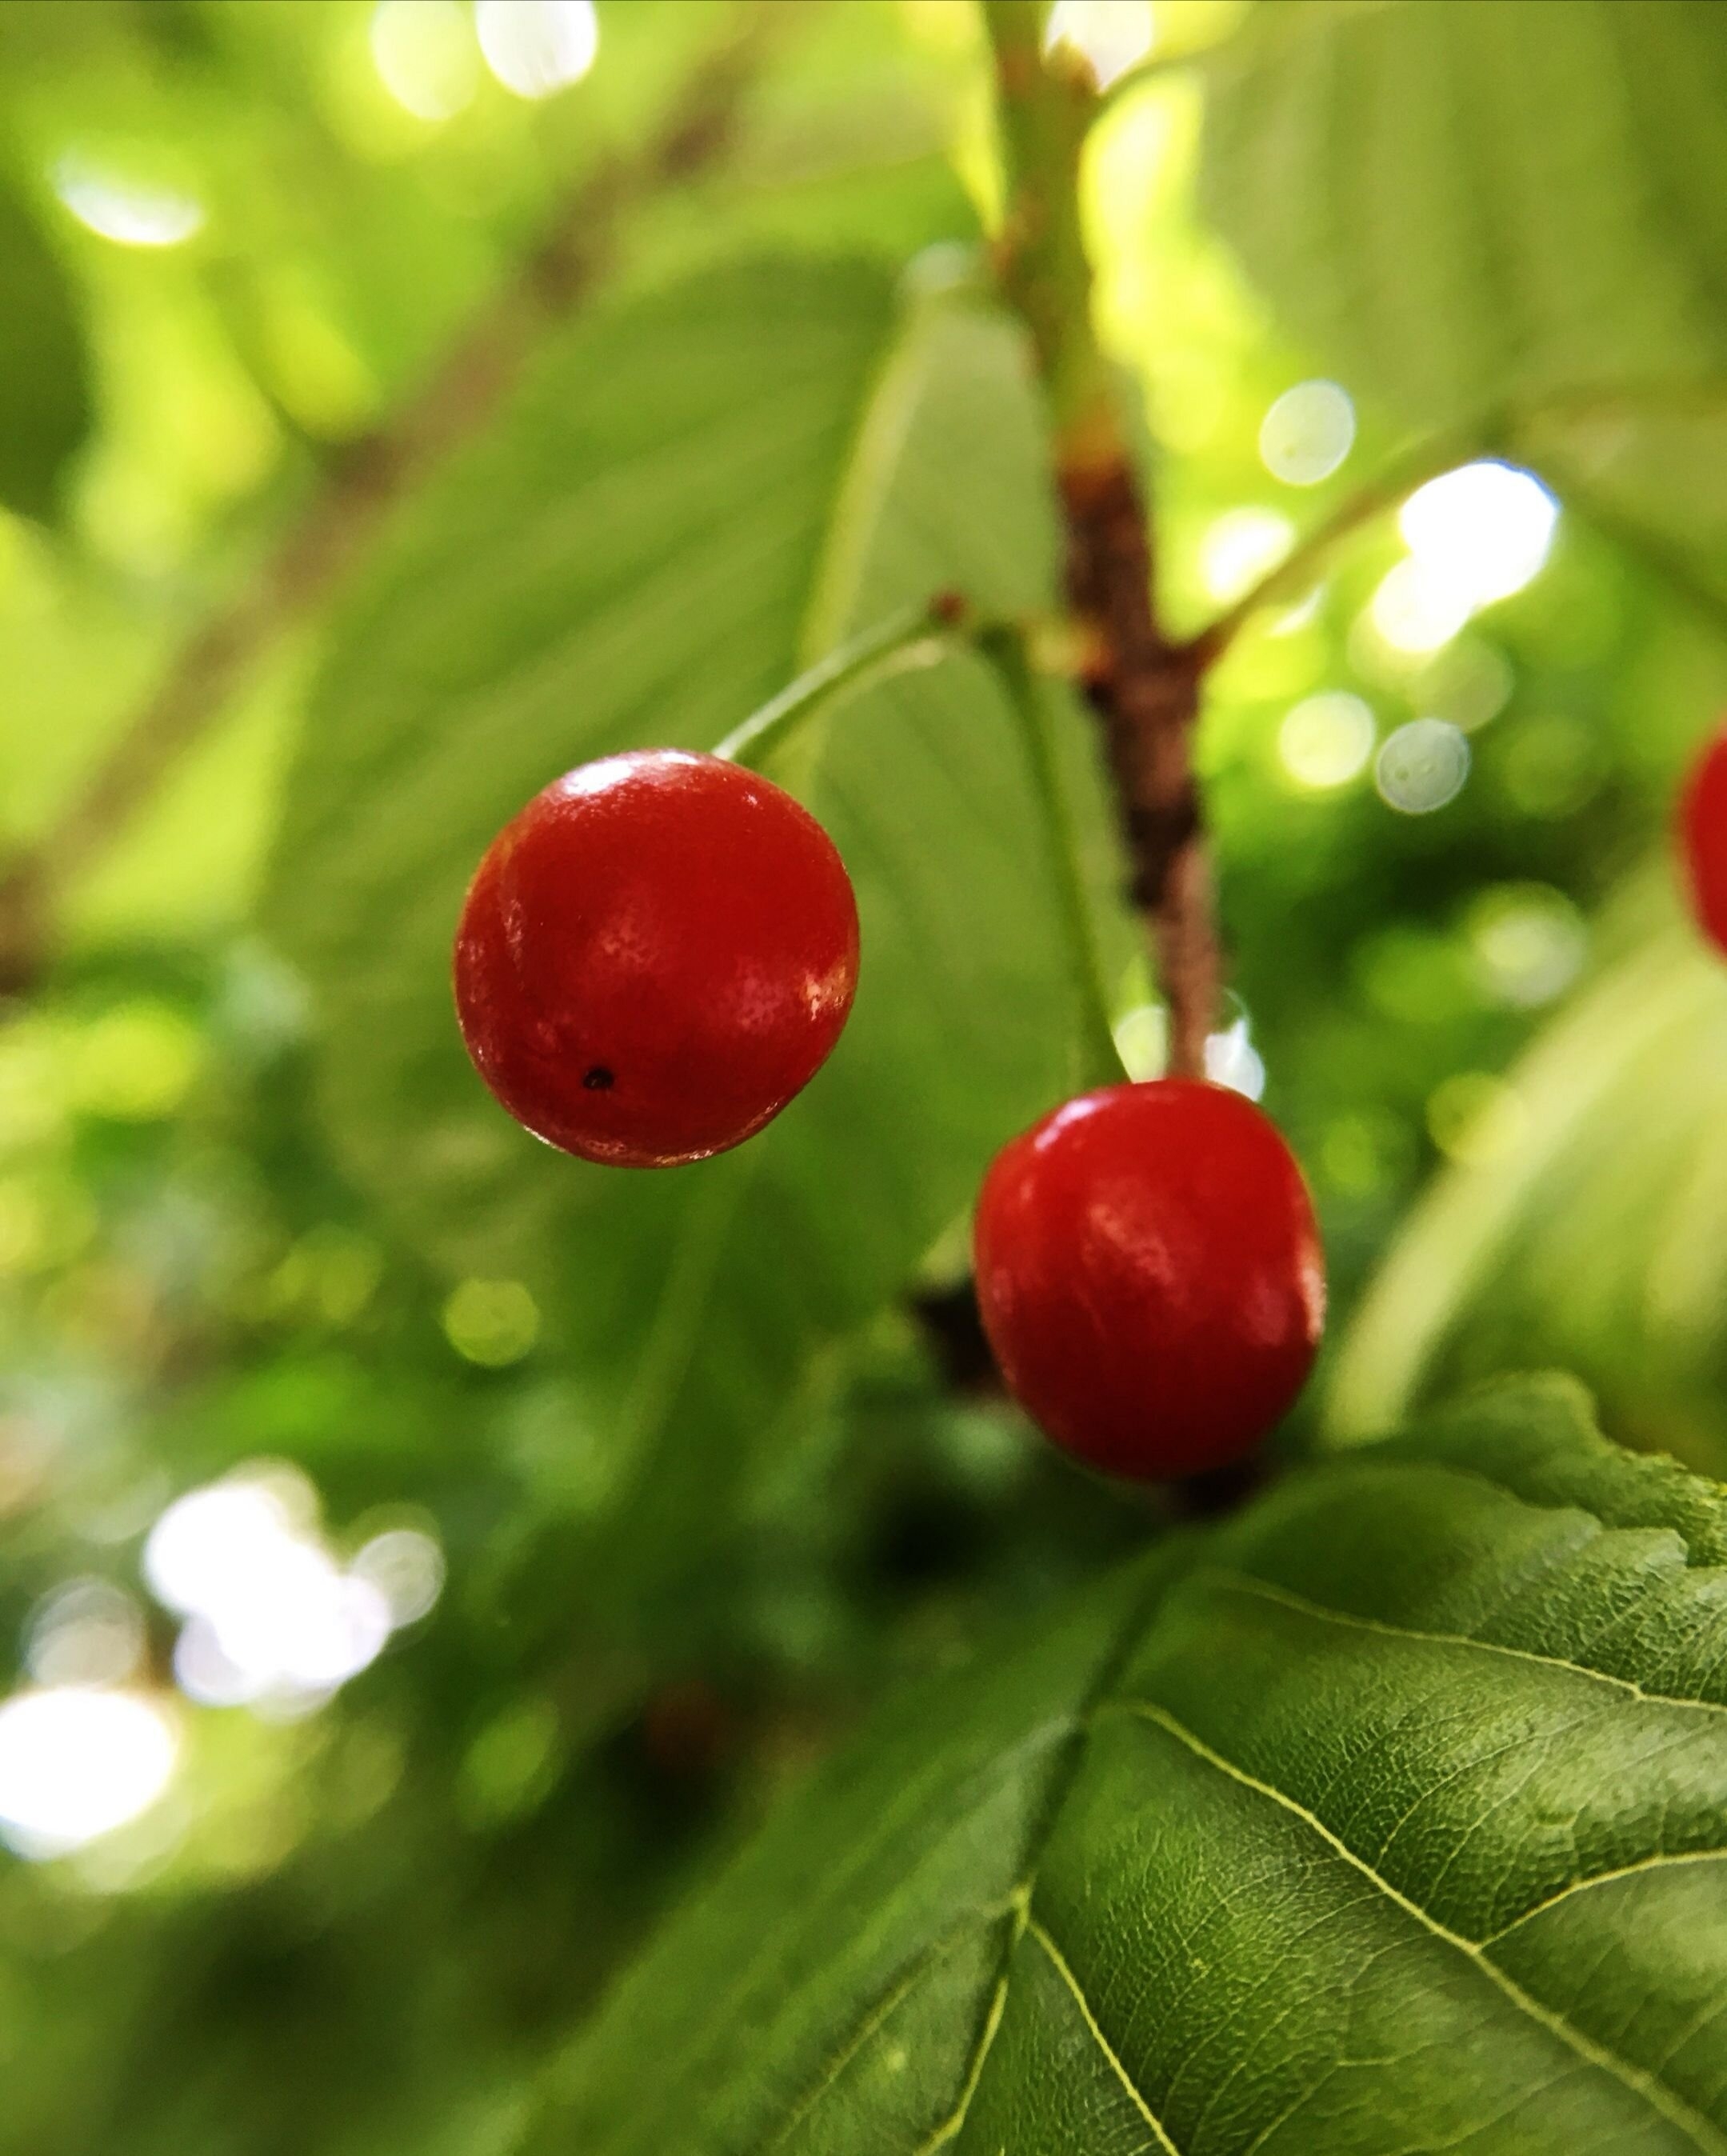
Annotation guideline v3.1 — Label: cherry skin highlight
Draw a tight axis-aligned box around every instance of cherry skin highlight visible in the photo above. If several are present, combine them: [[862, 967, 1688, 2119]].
[[1679, 724, 1727, 958], [973, 1078, 1325, 1480], [454, 750, 859, 1168]]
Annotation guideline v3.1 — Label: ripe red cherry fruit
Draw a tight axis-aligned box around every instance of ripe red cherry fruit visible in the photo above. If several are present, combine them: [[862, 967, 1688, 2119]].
[[1679, 723, 1727, 957], [973, 1078, 1325, 1480], [454, 750, 859, 1168]]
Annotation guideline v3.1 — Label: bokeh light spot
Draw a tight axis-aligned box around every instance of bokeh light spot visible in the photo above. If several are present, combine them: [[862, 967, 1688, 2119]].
[[69, 1002, 202, 1122], [1412, 636, 1514, 733], [351, 1530, 444, 1630], [369, 0, 478, 122], [1114, 1000, 1265, 1097], [459, 1697, 562, 1826], [54, 154, 204, 248], [0, 1689, 178, 1858], [26, 1579, 144, 1689], [442, 1277, 539, 1366], [1045, 0, 1155, 87], [1369, 558, 1473, 655], [1467, 885, 1587, 1007], [1376, 718, 1470, 814], [1278, 691, 1376, 790], [1497, 714, 1605, 818], [146, 1466, 423, 1716], [475, 0, 597, 100], [1199, 508, 1295, 604], [1259, 381, 1355, 486], [1203, 1015, 1266, 1100], [1319, 1109, 1413, 1198], [1399, 460, 1557, 607]]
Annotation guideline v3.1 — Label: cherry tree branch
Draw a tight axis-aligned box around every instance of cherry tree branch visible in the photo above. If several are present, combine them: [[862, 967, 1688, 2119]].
[[0, 12, 772, 992], [982, 0, 1217, 1080]]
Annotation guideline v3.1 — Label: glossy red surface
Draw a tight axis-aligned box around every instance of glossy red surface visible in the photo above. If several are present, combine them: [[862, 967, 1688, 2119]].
[[973, 1078, 1325, 1480], [454, 750, 859, 1167], [1680, 726, 1727, 958]]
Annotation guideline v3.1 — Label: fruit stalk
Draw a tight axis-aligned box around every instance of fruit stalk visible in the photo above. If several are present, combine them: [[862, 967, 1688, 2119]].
[[712, 595, 962, 770], [973, 623, 1126, 1090], [981, 0, 1219, 1079]]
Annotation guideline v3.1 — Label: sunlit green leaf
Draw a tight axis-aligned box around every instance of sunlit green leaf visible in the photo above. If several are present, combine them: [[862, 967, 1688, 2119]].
[[1329, 877, 1727, 1471], [1202, 0, 1727, 428], [269, 254, 1097, 1600], [1200, 0, 1727, 602]]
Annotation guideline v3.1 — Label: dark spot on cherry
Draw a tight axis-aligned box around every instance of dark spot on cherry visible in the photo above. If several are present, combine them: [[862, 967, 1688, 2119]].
[[583, 1065, 615, 1091]]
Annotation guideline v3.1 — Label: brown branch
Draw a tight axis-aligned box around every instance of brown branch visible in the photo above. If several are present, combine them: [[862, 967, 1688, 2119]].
[[985, 1, 1217, 1078], [0, 10, 773, 992], [1059, 460, 1215, 1078]]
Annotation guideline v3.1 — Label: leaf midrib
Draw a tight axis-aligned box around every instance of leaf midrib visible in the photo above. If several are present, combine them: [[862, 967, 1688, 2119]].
[[766, 1453, 1727, 2150], [858, 1555, 1188, 2154]]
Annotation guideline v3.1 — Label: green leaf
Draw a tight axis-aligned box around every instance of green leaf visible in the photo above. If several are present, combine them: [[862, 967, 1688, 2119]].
[[0, 174, 91, 522], [267, 256, 1095, 1597], [1328, 878, 1727, 1472], [1198, 0, 1727, 600], [529, 1378, 1727, 2154], [1201, 0, 1727, 429]]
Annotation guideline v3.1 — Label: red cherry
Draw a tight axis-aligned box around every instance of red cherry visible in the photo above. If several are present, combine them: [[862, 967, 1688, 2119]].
[[454, 750, 859, 1168], [973, 1078, 1325, 1480], [1680, 725, 1727, 957]]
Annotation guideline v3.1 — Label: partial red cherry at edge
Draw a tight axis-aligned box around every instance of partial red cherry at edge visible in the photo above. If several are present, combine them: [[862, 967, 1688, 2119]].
[[1679, 724, 1727, 958], [454, 750, 859, 1168], [973, 1078, 1325, 1481]]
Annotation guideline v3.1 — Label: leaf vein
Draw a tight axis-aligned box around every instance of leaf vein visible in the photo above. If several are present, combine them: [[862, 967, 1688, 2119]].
[[1025, 1916, 1184, 2155], [1124, 1702, 1727, 2156], [1204, 1568, 1727, 1719], [909, 1934, 1017, 2156], [1481, 1846, 1727, 1944], [764, 1907, 1009, 2154]]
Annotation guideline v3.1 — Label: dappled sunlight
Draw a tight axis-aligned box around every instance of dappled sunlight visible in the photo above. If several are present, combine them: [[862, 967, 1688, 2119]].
[[1198, 507, 1294, 605], [476, 0, 598, 101], [1260, 381, 1356, 487], [53, 155, 204, 249], [1, 0, 1724, 2144], [1400, 461, 1558, 607], [1045, 0, 1156, 88], [1375, 716, 1470, 814], [25, 1579, 145, 1688], [144, 1468, 440, 1717], [1278, 691, 1376, 792], [370, 0, 480, 122], [0, 1687, 179, 1858]]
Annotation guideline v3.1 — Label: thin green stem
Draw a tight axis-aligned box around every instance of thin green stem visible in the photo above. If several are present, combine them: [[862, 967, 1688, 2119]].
[[714, 590, 1125, 1088], [977, 626, 1129, 1090], [713, 598, 961, 770], [982, 1, 1117, 470], [1181, 427, 1485, 667]]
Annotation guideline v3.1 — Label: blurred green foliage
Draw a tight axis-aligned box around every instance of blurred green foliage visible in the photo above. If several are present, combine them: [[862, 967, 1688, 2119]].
[[1, 2, 1725, 2150]]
